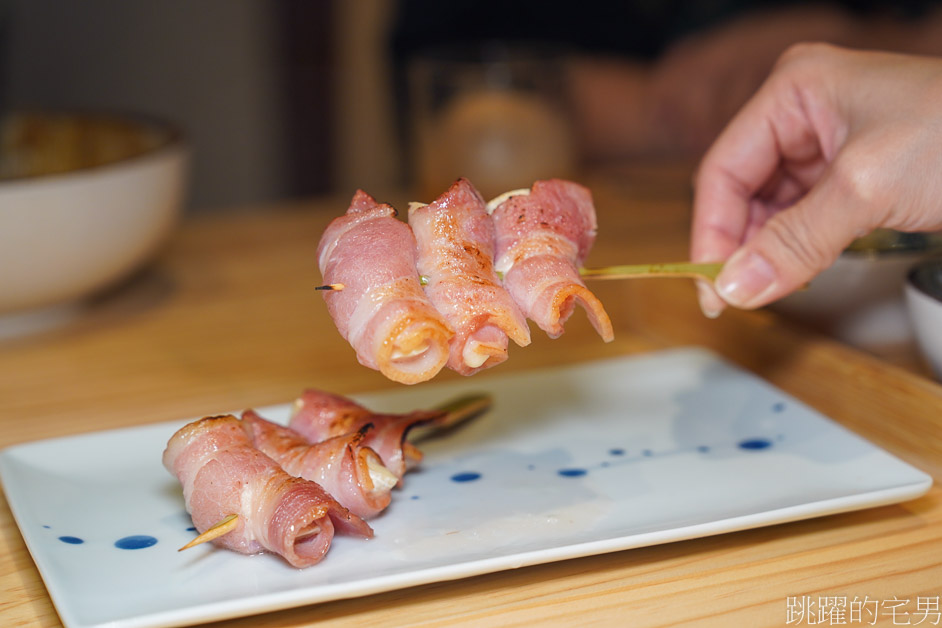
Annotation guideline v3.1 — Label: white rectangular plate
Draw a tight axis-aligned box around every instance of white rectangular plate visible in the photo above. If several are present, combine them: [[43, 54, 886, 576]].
[[0, 348, 932, 628]]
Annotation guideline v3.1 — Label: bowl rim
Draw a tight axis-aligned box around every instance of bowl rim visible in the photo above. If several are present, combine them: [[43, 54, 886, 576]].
[[906, 259, 942, 302], [0, 109, 187, 184]]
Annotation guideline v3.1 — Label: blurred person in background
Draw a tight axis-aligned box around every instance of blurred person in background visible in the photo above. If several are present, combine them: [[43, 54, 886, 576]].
[[391, 0, 942, 165]]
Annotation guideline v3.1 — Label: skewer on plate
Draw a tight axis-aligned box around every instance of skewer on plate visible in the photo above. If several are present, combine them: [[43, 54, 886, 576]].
[[178, 514, 239, 551], [408, 392, 492, 443], [177, 393, 493, 551]]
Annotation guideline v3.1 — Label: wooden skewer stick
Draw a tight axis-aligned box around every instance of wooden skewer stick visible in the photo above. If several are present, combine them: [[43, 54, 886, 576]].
[[579, 262, 724, 283], [408, 393, 493, 443], [315, 275, 431, 290], [178, 513, 240, 551], [432, 393, 493, 424], [320, 263, 725, 290]]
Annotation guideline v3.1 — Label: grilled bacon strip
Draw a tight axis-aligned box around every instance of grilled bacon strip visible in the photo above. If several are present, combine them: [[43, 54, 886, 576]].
[[163, 414, 372, 568], [241, 409, 397, 519], [317, 190, 453, 385], [488, 179, 613, 341], [409, 178, 530, 376], [288, 388, 445, 480]]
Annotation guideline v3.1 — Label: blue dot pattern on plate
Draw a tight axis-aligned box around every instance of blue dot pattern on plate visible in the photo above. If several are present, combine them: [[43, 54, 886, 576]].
[[439, 401, 784, 489], [450, 472, 481, 483], [558, 468, 587, 477], [115, 535, 158, 550], [58, 536, 84, 544], [738, 438, 772, 450]]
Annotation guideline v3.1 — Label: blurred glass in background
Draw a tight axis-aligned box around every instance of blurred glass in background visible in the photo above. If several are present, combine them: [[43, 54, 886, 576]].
[[409, 44, 574, 201]]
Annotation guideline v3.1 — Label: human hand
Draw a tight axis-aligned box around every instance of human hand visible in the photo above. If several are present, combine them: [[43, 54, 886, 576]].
[[691, 43, 942, 317]]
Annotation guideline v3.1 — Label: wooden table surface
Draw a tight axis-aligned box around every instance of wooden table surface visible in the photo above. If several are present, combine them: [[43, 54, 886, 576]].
[[1, 170, 940, 627]]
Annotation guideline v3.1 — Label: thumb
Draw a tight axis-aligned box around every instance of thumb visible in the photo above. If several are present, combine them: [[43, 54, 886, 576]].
[[713, 171, 867, 309]]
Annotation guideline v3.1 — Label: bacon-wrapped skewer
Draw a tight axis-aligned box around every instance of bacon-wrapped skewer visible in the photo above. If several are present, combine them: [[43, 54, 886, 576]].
[[288, 389, 446, 480], [487, 179, 613, 342], [408, 178, 531, 376], [163, 414, 373, 568], [241, 409, 398, 519], [317, 190, 454, 385]]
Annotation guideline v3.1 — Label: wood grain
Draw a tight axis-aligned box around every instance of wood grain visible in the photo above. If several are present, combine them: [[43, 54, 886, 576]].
[[1, 172, 939, 627]]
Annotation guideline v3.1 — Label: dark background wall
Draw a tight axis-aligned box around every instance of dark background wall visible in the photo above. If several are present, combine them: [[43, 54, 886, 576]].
[[1, 0, 337, 211]]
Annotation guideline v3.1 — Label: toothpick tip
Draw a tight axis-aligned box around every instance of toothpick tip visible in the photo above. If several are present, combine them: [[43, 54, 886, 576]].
[[179, 514, 239, 551], [315, 283, 345, 291]]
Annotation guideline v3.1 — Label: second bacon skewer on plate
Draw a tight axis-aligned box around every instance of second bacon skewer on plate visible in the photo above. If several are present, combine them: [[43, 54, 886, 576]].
[[169, 392, 492, 562]]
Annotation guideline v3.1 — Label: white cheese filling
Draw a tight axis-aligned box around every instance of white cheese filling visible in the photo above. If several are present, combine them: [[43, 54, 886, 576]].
[[485, 188, 530, 214], [462, 340, 491, 368], [391, 341, 430, 361], [366, 454, 399, 493]]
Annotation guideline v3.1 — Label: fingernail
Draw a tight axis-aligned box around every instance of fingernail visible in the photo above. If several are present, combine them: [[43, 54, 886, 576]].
[[715, 249, 778, 308], [696, 280, 723, 319]]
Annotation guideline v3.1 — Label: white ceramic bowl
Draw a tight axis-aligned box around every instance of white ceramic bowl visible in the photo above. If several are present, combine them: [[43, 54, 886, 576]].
[[771, 230, 942, 353], [905, 259, 942, 380], [0, 111, 187, 316]]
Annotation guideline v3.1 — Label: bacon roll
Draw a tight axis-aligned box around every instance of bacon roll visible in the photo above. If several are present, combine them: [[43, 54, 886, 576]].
[[408, 178, 530, 376], [317, 190, 453, 385], [288, 388, 445, 480], [163, 414, 373, 568], [487, 179, 614, 341], [241, 409, 397, 519]]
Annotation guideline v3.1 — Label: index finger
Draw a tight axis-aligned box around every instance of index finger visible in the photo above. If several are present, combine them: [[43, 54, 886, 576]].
[[690, 63, 831, 315], [691, 80, 796, 265]]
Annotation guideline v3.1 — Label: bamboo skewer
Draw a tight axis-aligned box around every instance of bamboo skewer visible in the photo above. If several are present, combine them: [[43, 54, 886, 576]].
[[318, 264, 725, 292], [579, 262, 724, 283], [408, 393, 494, 443], [178, 513, 239, 551], [315, 276, 431, 291], [579, 262, 811, 291]]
